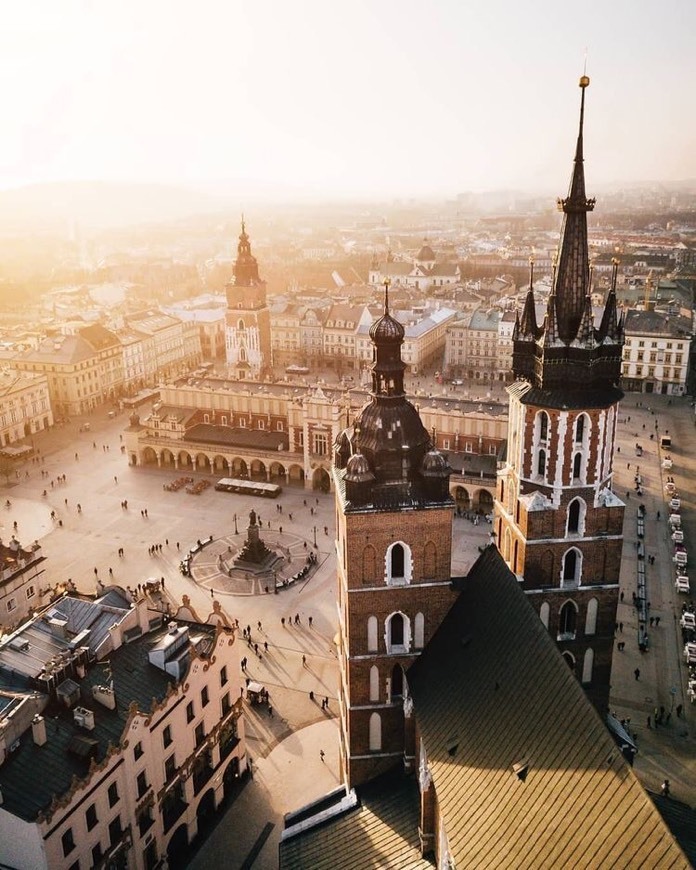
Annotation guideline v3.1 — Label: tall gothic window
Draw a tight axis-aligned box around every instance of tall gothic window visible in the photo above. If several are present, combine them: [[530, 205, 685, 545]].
[[539, 411, 549, 441], [386, 542, 412, 585], [567, 499, 581, 534], [537, 448, 546, 477], [558, 602, 578, 640], [391, 544, 405, 579], [562, 548, 581, 586], [573, 452, 582, 480], [575, 414, 586, 442]]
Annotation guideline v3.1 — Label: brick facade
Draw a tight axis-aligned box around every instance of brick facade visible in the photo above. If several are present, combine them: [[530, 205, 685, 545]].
[[336, 502, 457, 787], [495, 393, 624, 711]]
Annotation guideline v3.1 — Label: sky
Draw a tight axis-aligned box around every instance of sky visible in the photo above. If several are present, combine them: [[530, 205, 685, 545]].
[[1, 0, 695, 200]]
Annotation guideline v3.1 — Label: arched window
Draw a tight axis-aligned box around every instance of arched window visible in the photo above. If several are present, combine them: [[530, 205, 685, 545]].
[[385, 542, 412, 585], [362, 545, 377, 584], [502, 528, 511, 563], [367, 616, 378, 652], [562, 548, 582, 587], [500, 479, 505, 501], [369, 713, 381, 751], [575, 414, 586, 443], [386, 612, 410, 654], [562, 652, 575, 672], [391, 544, 404, 578], [572, 452, 582, 481], [423, 541, 437, 578], [585, 598, 598, 635], [538, 411, 549, 442], [414, 612, 425, 648], [391, 665, 404, 700], [582, 648, 594, 684], [539, 602, 550, 629], [537, 449, 546, 477], [567, 498, 584, 535], [558, 601, 578, 640], [237, 318, 245, 331], [369, 666, 379, 702], [239, 347, 247, 363], [512, 539, 519, 573]]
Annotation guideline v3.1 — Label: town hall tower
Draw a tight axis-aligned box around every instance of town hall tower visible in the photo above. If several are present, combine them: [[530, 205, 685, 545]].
[[225, 219, 272, 379]]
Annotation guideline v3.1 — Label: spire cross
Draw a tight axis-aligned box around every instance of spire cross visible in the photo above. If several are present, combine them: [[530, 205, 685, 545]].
[[383, 278, 391, 314], [529, 255, 535, 290]]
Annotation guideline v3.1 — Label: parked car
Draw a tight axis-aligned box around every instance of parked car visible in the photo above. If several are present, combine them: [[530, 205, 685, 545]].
[[675, 576, 690, 594]]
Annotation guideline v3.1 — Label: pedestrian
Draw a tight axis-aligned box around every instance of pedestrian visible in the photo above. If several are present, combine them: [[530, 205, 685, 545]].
[[324, 696, 328, 709], [634, 668, 640, 680], [647, 716, 651, 729], [661, 780, 670, 797], [620, 590, 624, 602], [254, 643, 259, 655], [309, 616, 313, 628], [268, 705, 273, 718], [176, 542, 180, 550], [264, 641, 268, 653], [109, 567, 113, 576], [114, 475, 118, 483], [309, 690, 314, 701], [281, 617, 285, 627], [144, 509, 148, 517], [320, 749, 325, 762], [302, 655, 307, 667], [257, 620, 262, 631], [295, 613, 300, 625], [676, 704, 683, 718], [619, 622, 623, 633], [161, 577, 165, 588], [655, 616, 660, 627]]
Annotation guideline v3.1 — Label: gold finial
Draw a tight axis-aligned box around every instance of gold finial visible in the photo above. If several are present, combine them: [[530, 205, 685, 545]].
[[579, 75, 590, 88]]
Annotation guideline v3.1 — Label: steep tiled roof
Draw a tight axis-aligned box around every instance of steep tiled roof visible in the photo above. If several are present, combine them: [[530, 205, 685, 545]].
[[279, 772, 431, 870], [408, 546, 688, 869]]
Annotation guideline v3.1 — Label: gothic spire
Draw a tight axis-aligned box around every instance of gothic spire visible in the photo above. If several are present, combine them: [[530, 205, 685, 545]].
[[519, 257, 539, 339], [598, 258, 621, 342], [552, 75, 596, 343]]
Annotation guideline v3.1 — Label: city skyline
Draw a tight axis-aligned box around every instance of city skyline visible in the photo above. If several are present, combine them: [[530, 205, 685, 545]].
[[1, 0, 695, 201]]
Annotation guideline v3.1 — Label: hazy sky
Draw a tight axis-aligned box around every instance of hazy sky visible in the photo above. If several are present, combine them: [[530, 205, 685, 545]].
[[2, 0, 695, 199]]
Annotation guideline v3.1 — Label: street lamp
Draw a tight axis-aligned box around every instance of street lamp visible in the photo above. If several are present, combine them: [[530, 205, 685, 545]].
[[312, 526, 317, 548], [234, 514, 238, 535]]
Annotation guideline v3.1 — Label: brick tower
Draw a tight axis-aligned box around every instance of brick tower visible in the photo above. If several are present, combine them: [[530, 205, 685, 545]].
[[225, 219, 272, 379], [333, 282, 457, 788], [495, 77, 625, 710]]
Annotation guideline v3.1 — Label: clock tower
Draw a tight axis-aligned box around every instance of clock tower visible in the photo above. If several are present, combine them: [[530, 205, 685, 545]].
[[225, 219, 272, 380]]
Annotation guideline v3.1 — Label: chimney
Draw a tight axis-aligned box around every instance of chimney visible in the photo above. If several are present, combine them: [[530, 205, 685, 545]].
[[32, 714, 47, 747]]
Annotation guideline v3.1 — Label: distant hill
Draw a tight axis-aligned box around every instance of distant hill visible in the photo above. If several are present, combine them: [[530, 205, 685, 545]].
[[0, 181, 229, 232]]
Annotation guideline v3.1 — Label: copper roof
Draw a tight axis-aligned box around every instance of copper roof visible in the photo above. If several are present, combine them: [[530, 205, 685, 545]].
[[408, 546, 688, 869]]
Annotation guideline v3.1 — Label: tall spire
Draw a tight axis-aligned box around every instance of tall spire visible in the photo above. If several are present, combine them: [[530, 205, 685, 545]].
[[553, 75, 596, 343], [233, 217, 260, 287], [519, 256, 539, 339]]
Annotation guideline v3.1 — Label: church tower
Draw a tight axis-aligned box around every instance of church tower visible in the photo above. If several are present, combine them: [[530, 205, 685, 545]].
[[224, 219, 272, 379], [495, 78, 625, 710], [333, 282, 457, 788]]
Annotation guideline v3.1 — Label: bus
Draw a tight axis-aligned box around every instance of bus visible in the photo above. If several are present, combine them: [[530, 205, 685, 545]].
[[121, 389, 161, 410], [214, 478, 282, 498]]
